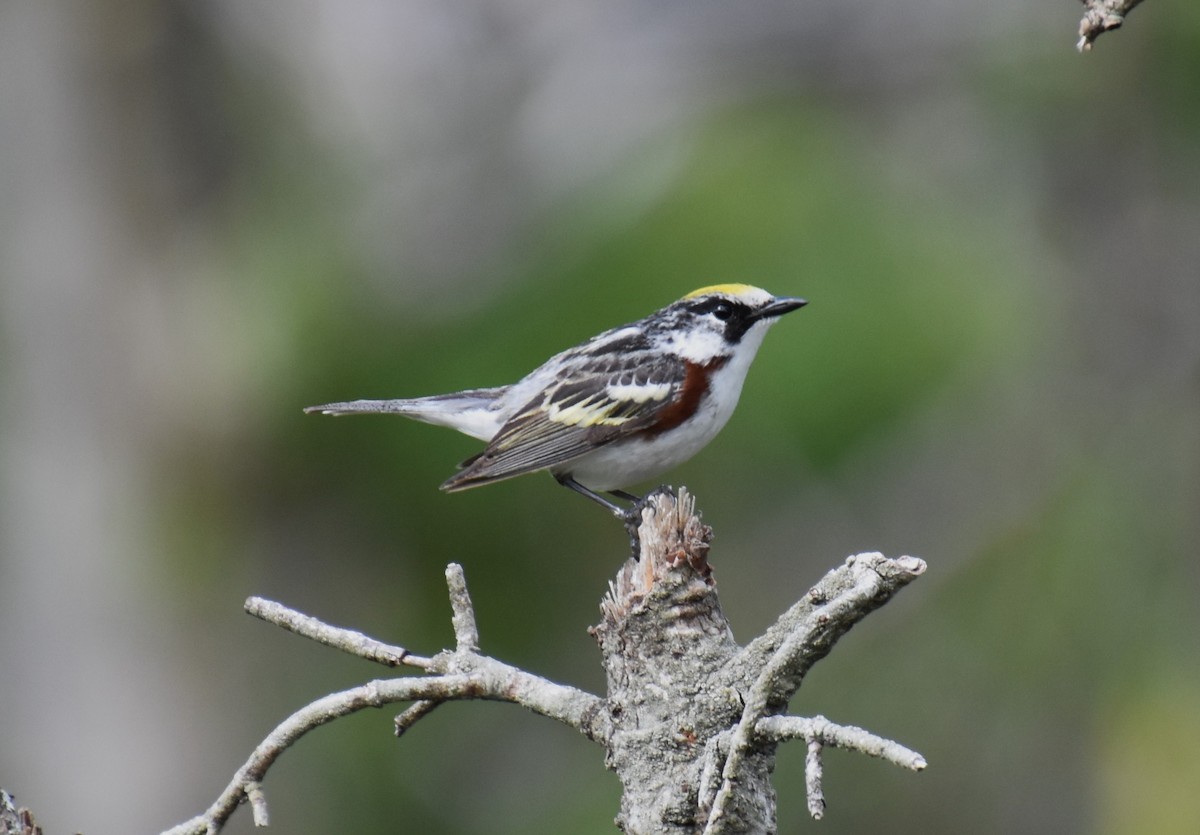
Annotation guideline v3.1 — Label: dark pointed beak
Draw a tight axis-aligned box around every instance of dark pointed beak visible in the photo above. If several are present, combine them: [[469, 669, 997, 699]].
[[750, 296, 807, 322]]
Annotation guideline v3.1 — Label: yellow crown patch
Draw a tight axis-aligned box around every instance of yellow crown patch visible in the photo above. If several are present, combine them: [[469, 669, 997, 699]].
[[683, 283, 763, 300]]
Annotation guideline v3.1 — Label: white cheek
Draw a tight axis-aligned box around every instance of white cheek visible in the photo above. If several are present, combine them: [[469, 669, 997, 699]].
[[666, 327, 725, 362]]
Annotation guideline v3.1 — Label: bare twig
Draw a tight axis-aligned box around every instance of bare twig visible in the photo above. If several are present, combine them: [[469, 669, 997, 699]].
[[245, 782, 268, 827], [1077, 0, 1147, 52], [393, 699, 441, 736], [757, 714, 926, 818], [692, 713, 926, 827], [1, 788, 43, 835], [696, 732, 730, 818], [445, 563, 479, 652], [756, 714, 927, 772], [166, 493, 923, 834], [805, 738, 825, 819], [162, 676, 477, 835], [245, 596, 430, 669], [701, 553, 926, 834], [164, 569, 608, 835], [728, 553, 927, 696]]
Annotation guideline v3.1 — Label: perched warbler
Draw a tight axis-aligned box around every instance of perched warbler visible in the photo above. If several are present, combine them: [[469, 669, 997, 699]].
[[306, 284, 805, 516]]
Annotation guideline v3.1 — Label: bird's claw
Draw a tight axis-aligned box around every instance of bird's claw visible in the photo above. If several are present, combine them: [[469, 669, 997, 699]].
[[619, 485, 677, 561]]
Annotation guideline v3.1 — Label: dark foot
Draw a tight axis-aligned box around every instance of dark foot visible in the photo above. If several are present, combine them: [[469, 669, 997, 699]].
[[554, 476, 684, 561], [619, 485, 677, 561], [621, 509, 642, 559]]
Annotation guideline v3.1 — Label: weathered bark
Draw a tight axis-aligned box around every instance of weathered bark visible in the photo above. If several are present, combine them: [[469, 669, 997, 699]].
[[1077, 0, 1148, 51], [162, 488, 924, 835], [594, 491, 771, 833], [593, 488, 924, 834], [0, 789, 43, 835]]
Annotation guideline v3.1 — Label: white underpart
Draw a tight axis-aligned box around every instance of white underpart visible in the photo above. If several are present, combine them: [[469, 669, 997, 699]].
[[560, 318, 778, 491], [406, 403, 504, 441]]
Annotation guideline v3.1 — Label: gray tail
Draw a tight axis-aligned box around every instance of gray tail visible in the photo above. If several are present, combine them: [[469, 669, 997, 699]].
[[304, 387, 510, 442], [304, 387, 508, 417], [304, 398, 421, 416]]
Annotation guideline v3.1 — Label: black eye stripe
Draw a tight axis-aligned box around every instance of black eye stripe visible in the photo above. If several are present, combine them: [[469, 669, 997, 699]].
[[691, 298, 741, 319], [696, 298, 729, 314]]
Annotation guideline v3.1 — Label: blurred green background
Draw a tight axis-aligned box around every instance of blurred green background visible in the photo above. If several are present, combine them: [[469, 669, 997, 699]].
[[2, 2, 1198, 834]]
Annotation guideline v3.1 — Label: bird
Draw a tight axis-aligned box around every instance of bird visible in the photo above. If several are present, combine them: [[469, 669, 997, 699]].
[[306, 284, 806, 517]]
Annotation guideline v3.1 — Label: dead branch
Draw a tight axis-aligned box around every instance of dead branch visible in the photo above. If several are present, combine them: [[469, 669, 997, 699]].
[[0, 789, 43, 835], [1077, 0, 1147, 52], [162, 567, 607, 835], [162, 489, 924, 834]]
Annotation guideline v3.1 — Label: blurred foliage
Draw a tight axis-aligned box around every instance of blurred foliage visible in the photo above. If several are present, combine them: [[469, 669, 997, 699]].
[[3, 2, 1199, 834], [169, 62, 1197, 835]]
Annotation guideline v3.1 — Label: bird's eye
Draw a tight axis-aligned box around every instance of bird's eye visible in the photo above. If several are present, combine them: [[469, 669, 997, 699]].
[[711, 301, 734, 321]]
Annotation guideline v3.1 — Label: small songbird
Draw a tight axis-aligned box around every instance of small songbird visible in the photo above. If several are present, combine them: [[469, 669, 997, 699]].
[[306, 284, 805, 516]]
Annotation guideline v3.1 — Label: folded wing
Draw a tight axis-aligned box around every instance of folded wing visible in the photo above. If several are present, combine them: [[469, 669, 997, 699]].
[[441, 353, 688, 491]]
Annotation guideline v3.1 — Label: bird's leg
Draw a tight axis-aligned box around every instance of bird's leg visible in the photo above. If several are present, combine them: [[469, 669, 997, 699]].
[[556, 476, 649, 560], [555, 474, 628, 517]]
